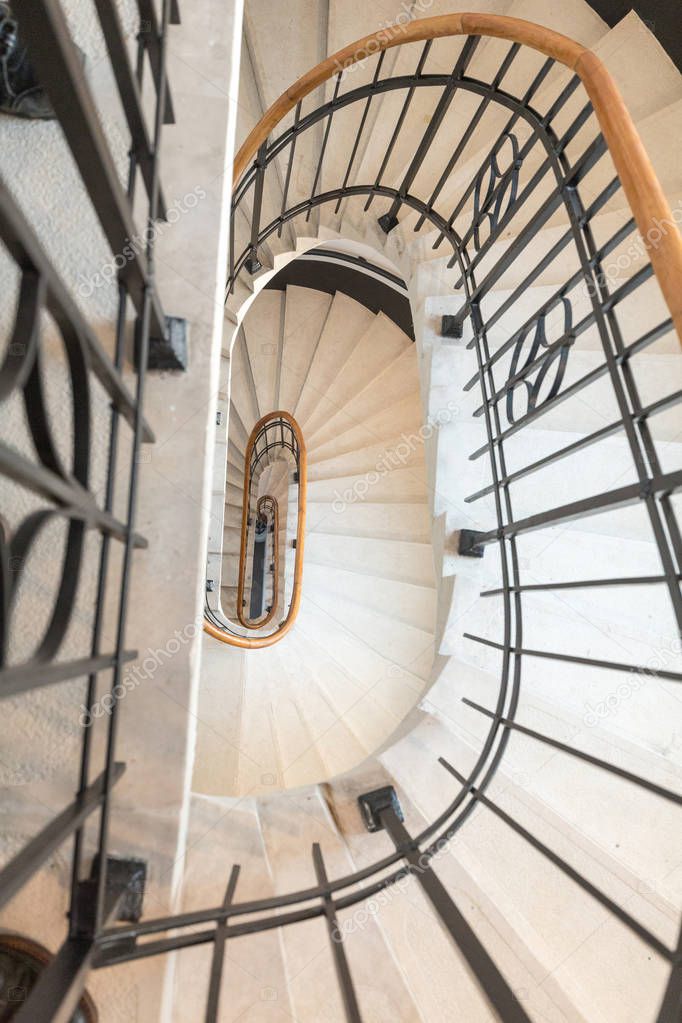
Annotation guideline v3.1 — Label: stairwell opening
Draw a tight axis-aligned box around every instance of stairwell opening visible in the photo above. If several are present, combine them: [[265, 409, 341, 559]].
[[201, 240, 434, 794]]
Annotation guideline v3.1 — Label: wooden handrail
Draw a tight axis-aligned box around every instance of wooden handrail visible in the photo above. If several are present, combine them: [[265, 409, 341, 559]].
[[205, 411, 306, 649], [234, 13, 682, 346], [213, 14, 682, 648]]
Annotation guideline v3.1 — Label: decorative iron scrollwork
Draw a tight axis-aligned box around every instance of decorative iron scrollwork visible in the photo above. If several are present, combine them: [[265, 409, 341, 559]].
[[0, 3, 55, 119], [0, 266, 91, 669], [472, 131, 522, 251], [504, 296, 574, 425]]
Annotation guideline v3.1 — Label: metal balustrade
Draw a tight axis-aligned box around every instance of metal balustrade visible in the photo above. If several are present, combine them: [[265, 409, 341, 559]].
[[1, 8, 681, 1023], [0, 0, 180, 1017], [219, 15, 681, 1022]]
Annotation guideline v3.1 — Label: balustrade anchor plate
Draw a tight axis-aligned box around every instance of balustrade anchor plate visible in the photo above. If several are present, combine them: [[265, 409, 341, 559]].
[[458, 529, 487, 558], [136, 315, 189, 371], [456, 527, 488, 560], [90, 855, 147, 923], [378, 211, 399, 234], [0, 3, 57, 119], [441, 314, 464, 339], [245, 252, 262, 274], [358, 785, 404, 833]]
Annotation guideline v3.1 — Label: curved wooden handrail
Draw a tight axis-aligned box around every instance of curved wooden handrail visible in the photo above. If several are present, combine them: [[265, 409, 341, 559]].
[[237, 494, 279, 629], [205, 410, 306, 649], [234, 13, 682, 345]]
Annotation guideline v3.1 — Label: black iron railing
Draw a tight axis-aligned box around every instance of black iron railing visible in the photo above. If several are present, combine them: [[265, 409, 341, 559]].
[[218, 19, 682, 1023], [0, 0, 180, 1018]]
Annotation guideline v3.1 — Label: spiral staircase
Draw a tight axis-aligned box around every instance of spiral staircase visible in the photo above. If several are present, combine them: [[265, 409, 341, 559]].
[[0, 1, 681, 1022], [199, 282, 436, 794], [187, 2, 682, 1020]]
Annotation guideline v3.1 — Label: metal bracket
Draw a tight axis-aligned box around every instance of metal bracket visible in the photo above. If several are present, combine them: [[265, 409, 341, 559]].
[[441, 314, 464, 339], [137, 315, 189, 371], [244, 251, 262, 275], [378, 211, 399, 234], [0, 3, 58, 120], [206, 579, 215, 593], [358, 785, 404, 833], [458, 529, 486, 558], [92, 855, 147, 923], [72, 856, 147, 937]]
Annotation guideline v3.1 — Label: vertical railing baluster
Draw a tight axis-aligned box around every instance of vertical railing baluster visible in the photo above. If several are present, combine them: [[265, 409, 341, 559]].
[[377, 35, 480, 233], [573, 182, 682, 634], [413, 42, 521, 231], [657, 927, 682, 1022], [440, 759, 674, 956], [245, 144, 267, 274], [380, 807, 531, 1023], [312, 843, 363, 1023], [306, 73, 342, 222], [228, 200, 236, 294], [205, 865, 240, 1023], [434, 73, 582, 252], [334, 52, 385, 215], [279, 101, 302, 237], [137, 0, 175, 124], [69, 22, 147, 939], [364, 40, 432, 211], [427, 55, 556, 248], [93, 0, 172, 935]]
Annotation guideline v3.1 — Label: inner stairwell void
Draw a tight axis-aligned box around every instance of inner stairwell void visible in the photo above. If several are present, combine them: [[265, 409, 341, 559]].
[[200, 280, 435, 793], [1, 2, 682, 1022]]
